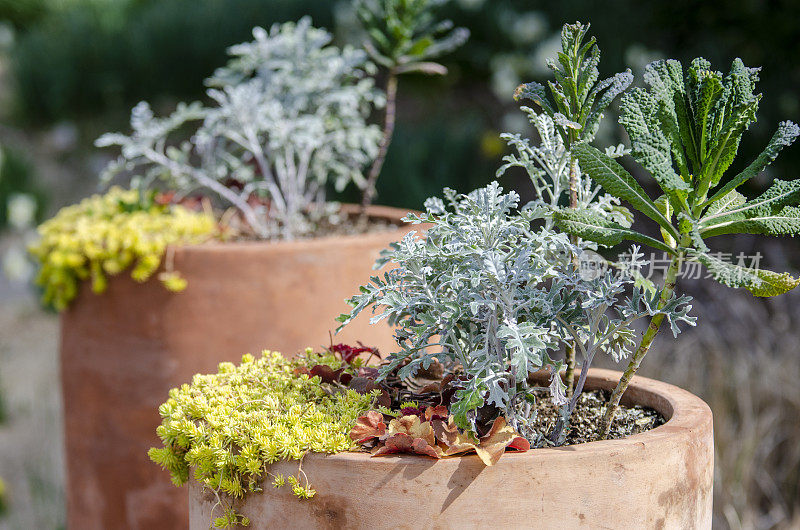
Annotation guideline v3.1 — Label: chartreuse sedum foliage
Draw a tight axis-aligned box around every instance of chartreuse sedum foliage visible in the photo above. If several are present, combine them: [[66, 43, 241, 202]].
[[557, 57, 800, 296], [149, 350, 376, 528], [28, 187, 215, 310]]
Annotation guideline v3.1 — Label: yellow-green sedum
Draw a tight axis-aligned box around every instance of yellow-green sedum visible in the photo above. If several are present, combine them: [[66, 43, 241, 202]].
[[149, 350, 377, 528], [28, 187, 216, 310]]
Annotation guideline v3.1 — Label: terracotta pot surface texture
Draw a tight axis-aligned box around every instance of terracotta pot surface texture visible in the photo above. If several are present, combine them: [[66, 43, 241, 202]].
[[60, 205, 417, 530], [189, 369, 714, 530]]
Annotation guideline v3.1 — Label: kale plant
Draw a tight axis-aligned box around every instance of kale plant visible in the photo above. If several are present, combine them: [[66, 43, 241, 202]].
[[354, 0, 468, 215], [97, 17, 382, 240], [555, 57, 800, 437], [338, 183, 695, 442], [510, 22, 633, 209], [500, 22, 633, 393]]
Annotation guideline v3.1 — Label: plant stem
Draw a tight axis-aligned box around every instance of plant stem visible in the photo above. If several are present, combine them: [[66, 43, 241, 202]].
[[564, 343, 576, 396], [548, 353, 593, 444], [596, 251, 684, 439], [564, 156, 579, 394], [359, 70, 398, 224], [568, 154, 579, 210]]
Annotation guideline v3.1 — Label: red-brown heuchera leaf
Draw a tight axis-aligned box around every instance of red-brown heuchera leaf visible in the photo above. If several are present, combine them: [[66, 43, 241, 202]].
[[309, 364, 346, 384], [473, 417, 530, 466], [348, 376, 380, 394], [424, 405, 449, 422], [388, 415, 437, 446], [418, 373, 456, 394], [507, 435, 531, 452], [373, 433, 441, 459], [357, 367, 379, 379], [399, 405, 425, 417], [371, 415, 443, 458], [350, 411, 386, 444], [330, 342, 381, 364], [355, 411, 529, 465]]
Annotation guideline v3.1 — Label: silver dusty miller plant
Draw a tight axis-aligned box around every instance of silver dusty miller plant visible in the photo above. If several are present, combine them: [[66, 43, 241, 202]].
[[97, 17, 382, 239], [338, 182, 695, 444]]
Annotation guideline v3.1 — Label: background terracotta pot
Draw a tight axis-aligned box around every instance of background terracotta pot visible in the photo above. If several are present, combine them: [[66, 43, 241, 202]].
[[189, 368, 714, 530], [60, 205, 419, 530]]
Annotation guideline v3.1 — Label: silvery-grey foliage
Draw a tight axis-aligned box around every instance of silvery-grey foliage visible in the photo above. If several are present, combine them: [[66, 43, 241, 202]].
[[338, 182, 696, 442], [544, 245, 695, 443], [97, 17, 383, 240], [498, 106, 632, 228]]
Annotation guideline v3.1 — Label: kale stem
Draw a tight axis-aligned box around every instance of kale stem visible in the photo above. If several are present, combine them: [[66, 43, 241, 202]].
[[564, 156, 580, 395], [596, 251, 684, 439], [568, 147, 579, 209], [359, 69, 398, 222]]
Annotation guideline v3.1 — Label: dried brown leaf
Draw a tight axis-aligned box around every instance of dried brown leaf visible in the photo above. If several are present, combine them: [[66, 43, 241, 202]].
[[473, 417, 530, 466], [423, 405, 449, 422], [433, 417, 478, 456]]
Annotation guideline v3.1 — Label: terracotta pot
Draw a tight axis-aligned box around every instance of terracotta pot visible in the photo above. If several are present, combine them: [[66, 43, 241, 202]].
[[60, 205, 419, 530], [189, 368, 714, 529]]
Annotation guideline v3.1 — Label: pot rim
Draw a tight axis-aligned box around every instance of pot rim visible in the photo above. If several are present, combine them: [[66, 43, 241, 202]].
[[176, 203, 418, 254], [305, 368, 711, 465]]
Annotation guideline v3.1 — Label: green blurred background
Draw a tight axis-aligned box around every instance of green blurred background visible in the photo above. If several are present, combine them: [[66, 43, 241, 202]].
[[2, 0, 800, 215], [0, 1, 798, 529]]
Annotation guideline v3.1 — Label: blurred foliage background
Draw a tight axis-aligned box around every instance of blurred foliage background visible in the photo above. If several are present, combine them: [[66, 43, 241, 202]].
[[0, 1, 798, 529], [2, 0, 799, 211]]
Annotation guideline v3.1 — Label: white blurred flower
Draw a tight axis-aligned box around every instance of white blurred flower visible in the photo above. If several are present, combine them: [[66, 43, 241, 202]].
[[2, 246, 34, 283], [45, 122, 79, 153], [529, 33, 562, 76], [7, 193, 37, 230], [489, 55, 523, 100], [510, 12, 547, 45], [501, 112, 529, 135]]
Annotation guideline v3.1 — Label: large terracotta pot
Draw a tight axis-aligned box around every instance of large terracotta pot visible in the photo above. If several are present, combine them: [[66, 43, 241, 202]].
[[60, 205, 417, 530], [189, 368, 714, 529]]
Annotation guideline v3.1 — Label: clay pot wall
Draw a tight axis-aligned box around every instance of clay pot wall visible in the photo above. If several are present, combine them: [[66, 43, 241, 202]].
[[60, 205, 416, 529], [189, 369, 714, 530]]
